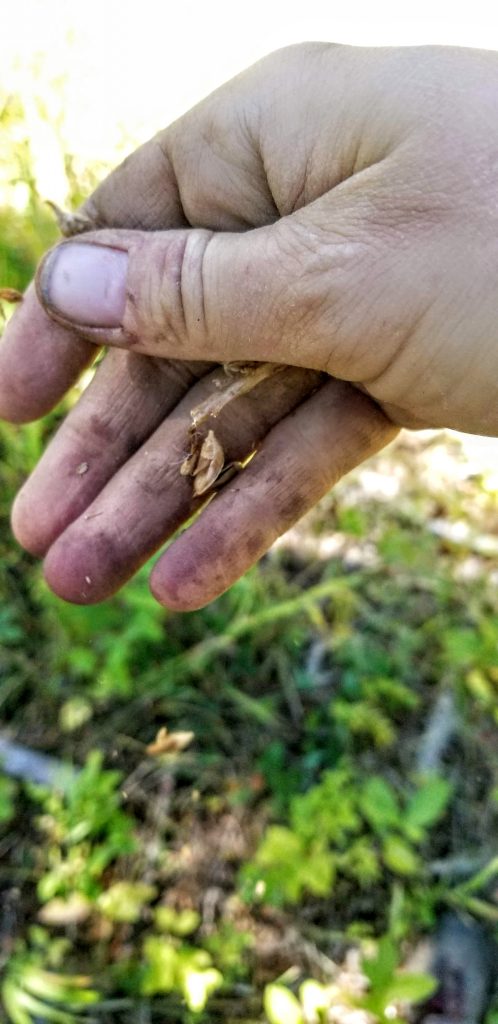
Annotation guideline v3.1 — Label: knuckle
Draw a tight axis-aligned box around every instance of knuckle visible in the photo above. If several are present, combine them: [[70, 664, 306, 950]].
[[128, 230, 213, 355], [272, 215, 371, 368], [180, 229, 214, 345]]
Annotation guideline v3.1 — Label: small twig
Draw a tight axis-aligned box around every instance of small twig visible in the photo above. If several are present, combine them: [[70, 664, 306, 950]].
[[189, 362, 285, 430], [46, 200, 95, 238], [304, 637, 336, 688], [416, 689, 459, 775], [429, 853, 491, 880], [451, 855, 498, 897]]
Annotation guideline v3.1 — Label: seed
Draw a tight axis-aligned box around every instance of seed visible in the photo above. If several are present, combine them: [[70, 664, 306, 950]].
[[46, 200, 95, 238], [0, 288, 23, 304]]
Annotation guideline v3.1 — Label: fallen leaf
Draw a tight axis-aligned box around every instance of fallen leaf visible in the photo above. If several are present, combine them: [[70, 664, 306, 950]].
[[146, 726, 195, 756]]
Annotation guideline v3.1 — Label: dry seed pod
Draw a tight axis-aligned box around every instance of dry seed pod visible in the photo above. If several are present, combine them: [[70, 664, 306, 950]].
[[46, 200, 95, 238], [180, 430, 226, 495], [180, 452, 199, 476], [179, 348, 284, 498], [180, 441, 201, 477], [192, 430, 225, 496], [222, 361, 259, 375], [0, 288, 23, 304], [0, 288, 23, 323], [193, 430, 224, 476]]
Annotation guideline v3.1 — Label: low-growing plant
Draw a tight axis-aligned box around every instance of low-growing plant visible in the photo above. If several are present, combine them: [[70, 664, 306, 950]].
[[2, 929, 100, 1024], [263, 936, 436, 1024], [2, 78, 498, 1024], [241, 763, 453, 915], [29, 751, 136, 901]]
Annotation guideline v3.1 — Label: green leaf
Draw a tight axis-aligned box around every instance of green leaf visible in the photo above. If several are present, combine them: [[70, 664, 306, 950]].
[[405, 777, 452, 834], [299, 979, 330, 1018], [384, 971, 437, 1005], [337, 505, 367, 537], [181, 965, 223, 1012], [1, 979, 33, 1024], [59, 697, 93, 732], [340, 837, 380, 885], [442, 628, 481, 667], [244, 825, 335, 905], [299, 842, 336, 898], [362, 936, 398, 990], [360, 777, 400, 833], [383, 835, 421, 877], [141, 936, 178, 996], [264, 984, 304, 1024], [332, 700, 395, 748], [1, 982, 78, 1023], [250, 826, 305, 903], [22, 967, 99, 1008], [97, 881, 156, 923], [291, 768, 361, 845], [154, 906, 201, 936]]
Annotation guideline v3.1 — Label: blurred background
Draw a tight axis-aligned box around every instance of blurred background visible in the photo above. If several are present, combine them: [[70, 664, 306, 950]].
[[3, 2, 498, 206], [0, 4, 497, 1023]]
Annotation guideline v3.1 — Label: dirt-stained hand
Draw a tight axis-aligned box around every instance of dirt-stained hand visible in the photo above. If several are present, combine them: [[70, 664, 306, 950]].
[[4, 43, 498, 609]]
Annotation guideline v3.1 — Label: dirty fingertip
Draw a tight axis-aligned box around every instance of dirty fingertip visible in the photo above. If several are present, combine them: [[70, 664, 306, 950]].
[[43, 536, 108, 606], [149, 552, 219, 612]]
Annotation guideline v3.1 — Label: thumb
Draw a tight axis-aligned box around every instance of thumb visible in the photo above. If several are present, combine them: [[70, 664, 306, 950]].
[[36, 195, 402, 381]]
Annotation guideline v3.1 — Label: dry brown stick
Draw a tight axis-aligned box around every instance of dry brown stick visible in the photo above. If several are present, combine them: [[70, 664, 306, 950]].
[[190, 362, 285, 430]]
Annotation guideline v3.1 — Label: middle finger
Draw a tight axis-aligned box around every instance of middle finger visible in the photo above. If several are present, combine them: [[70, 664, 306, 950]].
[[39, 365, 323, 604], [12, 348, 212, 555]]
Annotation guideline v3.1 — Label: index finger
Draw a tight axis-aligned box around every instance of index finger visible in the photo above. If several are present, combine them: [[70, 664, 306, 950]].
[[0, 285, 95, 423]]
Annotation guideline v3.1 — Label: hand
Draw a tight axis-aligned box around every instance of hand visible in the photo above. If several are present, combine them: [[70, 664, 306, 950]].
[[4, 43, 498, 609]]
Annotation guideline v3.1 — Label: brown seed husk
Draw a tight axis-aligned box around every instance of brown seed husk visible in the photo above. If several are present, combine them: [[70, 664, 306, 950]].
[[46, 200, 95, 238], [192, 430, 225, 496], [180, 448, 200, 476], [0, 288, 23, 304]]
